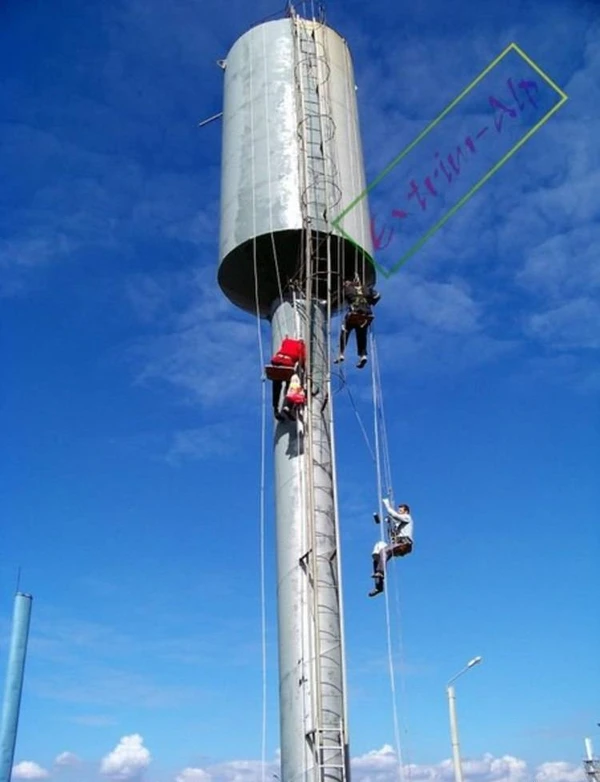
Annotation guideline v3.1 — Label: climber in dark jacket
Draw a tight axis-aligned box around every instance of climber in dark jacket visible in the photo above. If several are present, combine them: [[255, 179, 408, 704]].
[[334, 277, 381, 369]]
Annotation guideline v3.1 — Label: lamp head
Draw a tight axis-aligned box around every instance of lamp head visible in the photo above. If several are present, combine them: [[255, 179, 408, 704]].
[[467, 656, 483, 668]]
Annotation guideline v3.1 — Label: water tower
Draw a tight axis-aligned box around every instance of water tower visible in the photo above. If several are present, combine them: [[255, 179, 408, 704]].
[[217, 6, 375, 780]]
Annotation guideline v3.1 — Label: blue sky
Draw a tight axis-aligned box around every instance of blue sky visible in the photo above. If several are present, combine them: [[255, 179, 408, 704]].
[[1, 0, 598, 780]]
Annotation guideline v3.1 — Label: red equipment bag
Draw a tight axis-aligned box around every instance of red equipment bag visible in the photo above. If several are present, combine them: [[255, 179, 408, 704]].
[[271, 338, 306, 367]]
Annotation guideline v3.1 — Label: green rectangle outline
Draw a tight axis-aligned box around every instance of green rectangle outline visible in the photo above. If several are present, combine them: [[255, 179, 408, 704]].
[[331, 42, 568, 278]]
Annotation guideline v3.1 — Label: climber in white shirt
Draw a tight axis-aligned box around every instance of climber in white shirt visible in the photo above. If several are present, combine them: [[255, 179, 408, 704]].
[[369, 500, 414, 597]]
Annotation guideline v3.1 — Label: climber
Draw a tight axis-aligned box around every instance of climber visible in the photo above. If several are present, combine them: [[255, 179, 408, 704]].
[[266, 337, 306, 420], [280, 371, 306, 421], [273, 378, 290, 421], [334, 276, 381, 369], [369, 500, 413, 597]]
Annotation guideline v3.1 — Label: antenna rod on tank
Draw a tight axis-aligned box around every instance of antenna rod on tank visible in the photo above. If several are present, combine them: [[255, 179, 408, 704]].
[[197, 112, 223, 129], [196, 60, 226, 129]]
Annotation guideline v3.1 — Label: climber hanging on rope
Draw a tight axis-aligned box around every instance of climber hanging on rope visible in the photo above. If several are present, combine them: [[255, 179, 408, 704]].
[[334, 274, 381, 369], [369, 500, 414, 597]]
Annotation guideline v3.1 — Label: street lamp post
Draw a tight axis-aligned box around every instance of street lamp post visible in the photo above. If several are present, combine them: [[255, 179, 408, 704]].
[[446, 656, 483, 782]]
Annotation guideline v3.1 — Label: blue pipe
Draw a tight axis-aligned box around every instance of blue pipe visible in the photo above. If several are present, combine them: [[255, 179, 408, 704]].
[[0, 593, 33, 782]]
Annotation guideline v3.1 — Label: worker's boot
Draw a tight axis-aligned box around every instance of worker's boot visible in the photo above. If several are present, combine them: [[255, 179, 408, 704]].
[[369, 577, 384, 597]]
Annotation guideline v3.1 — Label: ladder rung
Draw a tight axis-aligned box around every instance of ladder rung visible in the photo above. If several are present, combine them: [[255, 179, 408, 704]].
[[307, 727, 344, 736]]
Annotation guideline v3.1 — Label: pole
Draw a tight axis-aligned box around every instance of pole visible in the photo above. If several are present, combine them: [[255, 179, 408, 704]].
[[584, 738, 600, 782], [272, 297, 346, 782], [0, 593, 33, 782], [586, 739, 594, 761], [447, 685, 463, 782]]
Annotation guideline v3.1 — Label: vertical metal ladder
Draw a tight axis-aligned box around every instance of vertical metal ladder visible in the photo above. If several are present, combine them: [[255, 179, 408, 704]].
[[295, 17, 341, 244], [306, 723, 347, 781], [292, 14, 348, 782]]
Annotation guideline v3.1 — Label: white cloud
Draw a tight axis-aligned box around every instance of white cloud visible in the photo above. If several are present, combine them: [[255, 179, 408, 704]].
[[352, 743, 399, 778], [180, 759, 278, 782], [517, 225, 600, 302], [0, 233, 74, 270], [12, 762, 49, 780], [381, 274, 482, 335], [166, 424, 239, 464], [522, 353, 600, 394], [462, 753, 528, 782], [171, 750, 584, 782], [127, 267, 264, 410], [526, 297, 600, 350], [349, 748, 581, 782], [514, 219, 600, 355], [536, 762, 586, 782], [100, 734, 151, 780], [176, 769, 213, 782], [54, 752, 81, 767]]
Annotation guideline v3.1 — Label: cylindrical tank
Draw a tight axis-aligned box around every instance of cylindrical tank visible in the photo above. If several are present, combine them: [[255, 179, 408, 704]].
[[217, 17, 375, 317]]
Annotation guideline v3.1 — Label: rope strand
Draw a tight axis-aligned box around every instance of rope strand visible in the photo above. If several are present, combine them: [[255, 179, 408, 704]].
[[373, 335, 413, 779], [259, 374, 268, 782], [250, 42, 268, 782], [370, 331, 405, 782]]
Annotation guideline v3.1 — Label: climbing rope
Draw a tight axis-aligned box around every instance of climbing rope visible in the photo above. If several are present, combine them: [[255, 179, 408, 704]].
[[343, 382, 376, 462], [329, 291, 411, 782], [261, 27, 285, 309], [250, 44, 268, 782], [251, 260, 268, 782], [373, 339, 393, 499], [372, 335, 413, 778], [370, 331, 405, 782], [258, 365, 268, 782]]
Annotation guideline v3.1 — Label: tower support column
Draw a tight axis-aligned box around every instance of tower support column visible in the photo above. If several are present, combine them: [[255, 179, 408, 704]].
[[272, 298, 347, 782]]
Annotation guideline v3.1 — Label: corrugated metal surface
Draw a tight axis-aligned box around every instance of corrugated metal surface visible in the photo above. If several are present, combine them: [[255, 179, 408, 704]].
[[219, 20, 301, 259], [315, 22, 372, 248], [218, 18, 374, 316]]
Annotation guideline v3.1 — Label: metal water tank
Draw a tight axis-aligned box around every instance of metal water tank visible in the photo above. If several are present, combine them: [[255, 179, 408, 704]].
[[217, 17, 375, 317]]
